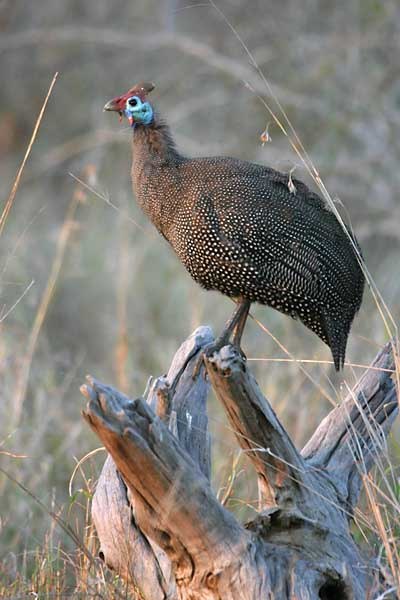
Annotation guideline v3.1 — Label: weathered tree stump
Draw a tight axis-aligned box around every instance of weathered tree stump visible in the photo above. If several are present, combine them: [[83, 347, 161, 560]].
[[81, 327, 398, 599]]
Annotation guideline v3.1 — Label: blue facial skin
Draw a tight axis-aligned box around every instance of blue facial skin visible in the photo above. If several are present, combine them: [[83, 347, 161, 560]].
[[124, 95, 154, 127]]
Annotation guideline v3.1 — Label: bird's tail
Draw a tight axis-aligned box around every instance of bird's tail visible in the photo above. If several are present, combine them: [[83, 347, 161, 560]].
[[322, 310, 351, 371]]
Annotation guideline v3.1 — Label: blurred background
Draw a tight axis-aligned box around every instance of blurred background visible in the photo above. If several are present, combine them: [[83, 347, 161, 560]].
[[0, 0, 399, 595]]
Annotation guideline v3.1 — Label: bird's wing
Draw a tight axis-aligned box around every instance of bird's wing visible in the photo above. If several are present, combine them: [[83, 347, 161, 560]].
[[199, 170, 361, 306]]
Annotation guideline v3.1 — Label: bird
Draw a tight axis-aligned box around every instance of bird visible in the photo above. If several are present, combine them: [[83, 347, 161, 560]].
[[104, 81, 364, 371]]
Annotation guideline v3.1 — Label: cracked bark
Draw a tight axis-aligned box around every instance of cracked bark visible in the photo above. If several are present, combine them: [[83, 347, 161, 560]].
[[81, 328, 398, 599]]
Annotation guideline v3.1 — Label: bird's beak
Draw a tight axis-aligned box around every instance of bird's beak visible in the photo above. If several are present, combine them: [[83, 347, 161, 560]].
[[103, 97, 122, 112]]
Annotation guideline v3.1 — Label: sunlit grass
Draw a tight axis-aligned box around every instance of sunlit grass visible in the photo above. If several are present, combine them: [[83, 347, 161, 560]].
[[0, 1, 399, 597]]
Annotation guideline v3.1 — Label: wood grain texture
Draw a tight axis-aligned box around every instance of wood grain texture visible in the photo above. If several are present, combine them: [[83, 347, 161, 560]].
[[82, 332, 398, 599]]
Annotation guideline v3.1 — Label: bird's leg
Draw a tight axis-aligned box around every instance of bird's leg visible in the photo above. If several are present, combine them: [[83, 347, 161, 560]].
[[214, 298, 250, 348], [231, 298, 251, 349], [193, 298, 251, 378]]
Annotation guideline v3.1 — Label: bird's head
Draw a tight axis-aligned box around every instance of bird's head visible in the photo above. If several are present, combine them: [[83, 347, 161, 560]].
[[104, 81, 155, 127]]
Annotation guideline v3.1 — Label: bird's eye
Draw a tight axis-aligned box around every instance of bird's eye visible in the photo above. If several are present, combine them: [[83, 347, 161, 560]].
[[128, 97, 138, 107]]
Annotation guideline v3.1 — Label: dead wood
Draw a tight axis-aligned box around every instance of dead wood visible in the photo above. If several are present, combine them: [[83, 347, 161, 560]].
[[81, 328, 398, 599]]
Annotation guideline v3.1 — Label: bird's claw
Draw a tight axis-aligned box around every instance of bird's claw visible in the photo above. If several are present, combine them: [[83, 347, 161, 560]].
[[192, 341, 223, 380], [192, 340, 247, 380]]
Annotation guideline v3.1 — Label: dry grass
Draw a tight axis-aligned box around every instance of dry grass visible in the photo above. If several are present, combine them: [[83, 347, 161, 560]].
[[0, 466, 140, 599], [1, 1, 399, 597], [0, 73, 58, 237]]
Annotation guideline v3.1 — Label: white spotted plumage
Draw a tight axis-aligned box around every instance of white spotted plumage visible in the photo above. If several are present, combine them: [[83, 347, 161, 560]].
[[129, 111, 364, 370]]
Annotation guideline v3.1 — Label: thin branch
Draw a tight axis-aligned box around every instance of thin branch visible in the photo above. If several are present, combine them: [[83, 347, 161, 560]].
[[205, 345, 310, 510]]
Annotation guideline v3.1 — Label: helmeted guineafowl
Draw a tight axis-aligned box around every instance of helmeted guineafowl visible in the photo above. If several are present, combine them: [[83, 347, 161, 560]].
[[104, 81, 364, 370]]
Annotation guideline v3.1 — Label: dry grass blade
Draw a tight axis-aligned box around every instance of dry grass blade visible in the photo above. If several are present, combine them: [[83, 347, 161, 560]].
[[248, 357, 395, 373], [209, 0, 398, 360], [13, 179, 82, 426], [0, 279, 35, 324], [69, 172, 154, 236], [0, 450, 28, 458], [115, 218, 130, 393], [363, 473, 400, 596], [0, 72, 58, 237], [250, 312, 338, 407], [0, 466, 94, 563], [69, 447, 106, 497]]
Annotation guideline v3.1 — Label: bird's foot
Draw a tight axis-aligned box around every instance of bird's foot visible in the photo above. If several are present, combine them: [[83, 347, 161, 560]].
[[192, 342, 218, 380], [192, 340, 246, 380]]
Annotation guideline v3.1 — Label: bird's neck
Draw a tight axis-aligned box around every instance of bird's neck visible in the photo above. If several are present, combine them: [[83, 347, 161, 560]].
[[131, 114, 184, 235], [132, 113, 182, 169]]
